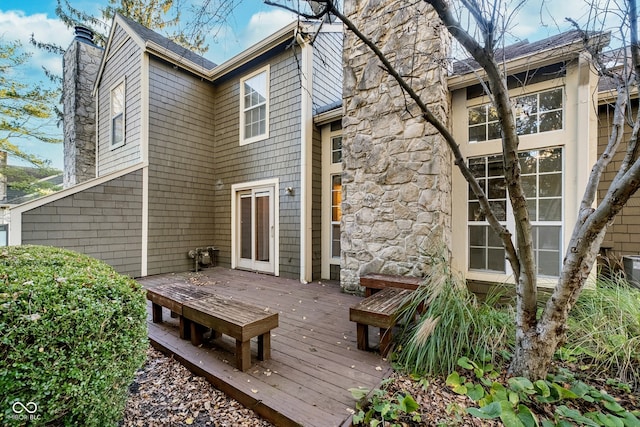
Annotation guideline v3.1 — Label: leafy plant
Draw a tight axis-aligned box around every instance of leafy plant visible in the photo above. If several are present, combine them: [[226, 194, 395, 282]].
[[0, 246, 148, 426], [448, 357, 640, 427], [349, 381, 422, 426]]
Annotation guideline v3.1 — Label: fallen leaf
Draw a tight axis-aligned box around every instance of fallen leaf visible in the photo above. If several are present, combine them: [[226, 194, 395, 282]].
[[375, 366, 382, 371], [251, 389, 258, 394], [185, 417, 194, 425]]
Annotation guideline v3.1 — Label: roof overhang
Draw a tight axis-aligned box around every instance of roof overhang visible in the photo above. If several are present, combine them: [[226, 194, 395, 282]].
[[314, 106, 342, 126], [447, 33, 611, 91]]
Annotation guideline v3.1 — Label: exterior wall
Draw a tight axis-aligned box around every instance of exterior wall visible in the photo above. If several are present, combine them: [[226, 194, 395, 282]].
[[63, 39, 102, 187], [598, 102, 640, 256], [96, 25, 143, 176], [341, 1, 452, 292], [146, 58, 217, 275], [213, 48, 302, 279], [20, 169, 143, 277], [312, 125, 322, 279], [312, 31, 343, 113]]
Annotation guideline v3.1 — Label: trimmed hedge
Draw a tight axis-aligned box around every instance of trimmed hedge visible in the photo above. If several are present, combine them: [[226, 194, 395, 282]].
[[0, 246, 148, 426]]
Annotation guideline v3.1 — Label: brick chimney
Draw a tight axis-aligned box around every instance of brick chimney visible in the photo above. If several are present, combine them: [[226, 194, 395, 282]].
[[62, 26, 103, 188]]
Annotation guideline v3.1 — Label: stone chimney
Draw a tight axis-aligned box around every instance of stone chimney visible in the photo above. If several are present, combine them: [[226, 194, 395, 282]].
[[340, 0, 452, 292], [62, 26, 103, 188]]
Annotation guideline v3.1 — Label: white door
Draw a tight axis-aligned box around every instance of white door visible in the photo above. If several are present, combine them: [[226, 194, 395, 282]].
[[236, 186, 275, 273]]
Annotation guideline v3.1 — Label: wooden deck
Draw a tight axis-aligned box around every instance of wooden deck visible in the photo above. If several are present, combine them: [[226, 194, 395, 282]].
[[138, 267, 393, 427]]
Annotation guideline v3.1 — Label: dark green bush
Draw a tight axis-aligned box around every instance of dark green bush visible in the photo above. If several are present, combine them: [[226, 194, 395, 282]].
[[0, 246, 148, 426]]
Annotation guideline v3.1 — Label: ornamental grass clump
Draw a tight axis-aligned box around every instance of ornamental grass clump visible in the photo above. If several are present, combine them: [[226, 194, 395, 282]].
[[394, 253, 514, 376], [562, 277, 640, 388], [0, 246, 148, 426]]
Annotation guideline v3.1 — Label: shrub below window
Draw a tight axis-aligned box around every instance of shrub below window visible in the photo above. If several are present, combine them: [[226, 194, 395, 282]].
[[0, 246, 148, 426]]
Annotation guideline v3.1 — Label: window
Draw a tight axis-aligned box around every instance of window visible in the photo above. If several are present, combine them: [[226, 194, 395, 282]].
[[0, 224, 7, 247], [467, 147, 563, 277], [468, 87, 564, 142], [240, 66, 269, 144], [331, 175, 342, 258], [110, 81, 125, 147], [331, 136, 342, 164]]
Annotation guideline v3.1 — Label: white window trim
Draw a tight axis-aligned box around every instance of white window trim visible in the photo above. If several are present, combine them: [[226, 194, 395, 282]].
[[110, 78, 126, 150], [239, 65, 270, 145], [466, 84, 566, 146], [321, 126, 342, 279], [466, 148, 564, 280]]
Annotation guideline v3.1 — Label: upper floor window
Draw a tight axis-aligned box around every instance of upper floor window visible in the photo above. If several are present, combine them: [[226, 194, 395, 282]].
[[240, 66, 270, 145], [331, 135, 342, 163], [468, 87, 564, 143], [111, 80, 125, 148]]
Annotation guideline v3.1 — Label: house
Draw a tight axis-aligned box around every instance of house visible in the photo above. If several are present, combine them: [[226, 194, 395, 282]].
[[9, 14, 343, 281], [7, 6, 639, 292]]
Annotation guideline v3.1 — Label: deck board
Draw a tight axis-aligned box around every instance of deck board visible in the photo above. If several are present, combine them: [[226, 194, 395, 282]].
[[139, 267, 393, 427]]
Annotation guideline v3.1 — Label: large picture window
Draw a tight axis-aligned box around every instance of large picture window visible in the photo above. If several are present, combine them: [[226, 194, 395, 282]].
[[468, 87, 564, 143], [467, 147, 563, 277], [110, 81, 125, 148], [240, 66, 269, 144]]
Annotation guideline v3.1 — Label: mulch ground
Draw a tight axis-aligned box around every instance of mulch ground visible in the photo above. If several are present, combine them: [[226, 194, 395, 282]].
[[121, 348, 638, 426]]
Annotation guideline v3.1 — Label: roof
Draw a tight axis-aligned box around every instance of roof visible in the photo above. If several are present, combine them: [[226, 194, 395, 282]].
[[117, 14, 217, 71], [449, 30, 611, 92], [1, 167, 63, 205]]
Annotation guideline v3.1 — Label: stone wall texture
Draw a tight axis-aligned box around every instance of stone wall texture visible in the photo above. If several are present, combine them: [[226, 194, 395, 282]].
[[341, 0, 452, 292], [63, 39, 102, 188]]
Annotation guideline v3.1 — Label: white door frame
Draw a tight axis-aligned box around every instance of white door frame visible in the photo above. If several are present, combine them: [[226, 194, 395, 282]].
[[231, 178, 279, 276], [321, 126, 342, 279]]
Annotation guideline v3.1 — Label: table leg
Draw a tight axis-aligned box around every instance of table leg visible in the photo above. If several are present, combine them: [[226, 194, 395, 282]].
[[236, 339, 251, 372], [152, 303, 163, 323], [356, 323, 368, 351], [258, 332, 271, 361]]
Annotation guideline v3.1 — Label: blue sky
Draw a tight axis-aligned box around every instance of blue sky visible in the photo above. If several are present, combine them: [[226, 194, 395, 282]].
[[0, 0, 297, 170]]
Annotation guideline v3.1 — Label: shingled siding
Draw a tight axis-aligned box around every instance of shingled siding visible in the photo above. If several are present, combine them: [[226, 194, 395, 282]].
[[146, 59, 217, 275], [20, 169, 143, 277], [597, 102, 640, 256], [312, 126, 322, 280], [213, 48, 302, 279], [96, 25, 143, 176], [312, 31, 343, 113]]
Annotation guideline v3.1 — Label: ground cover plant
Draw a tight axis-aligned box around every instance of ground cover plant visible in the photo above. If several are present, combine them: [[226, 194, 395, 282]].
[[351, 262, 640, 426], [0, 245, 148, 426]]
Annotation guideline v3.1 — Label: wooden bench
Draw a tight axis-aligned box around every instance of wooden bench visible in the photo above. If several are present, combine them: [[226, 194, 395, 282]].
[[360, 273, 422, 297], [349, 287, 412, 356], [183, 295, 279, 372], [147, 282, 214, 339]]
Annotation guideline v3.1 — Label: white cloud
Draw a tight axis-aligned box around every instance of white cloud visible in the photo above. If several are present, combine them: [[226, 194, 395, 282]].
[[0, 9, 73, 76], [241, 9, 298, 49], [204, 9, 298, 65]]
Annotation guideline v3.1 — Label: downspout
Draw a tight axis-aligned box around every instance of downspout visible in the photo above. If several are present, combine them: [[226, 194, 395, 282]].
[[299, 31, 313, 283]]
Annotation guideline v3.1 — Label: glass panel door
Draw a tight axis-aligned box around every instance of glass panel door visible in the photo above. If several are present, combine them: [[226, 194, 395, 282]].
[[237, 186, 274, 273]]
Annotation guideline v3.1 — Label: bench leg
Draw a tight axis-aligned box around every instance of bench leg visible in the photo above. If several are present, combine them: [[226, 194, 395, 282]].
[[380, 328, 392, 356], [258, 332, 271, 361], [152, 303, 163, 323], [356, 323, 369, 351], [190, 323, 206, 346], [236, 339, 251, 372], [179, 317, 191, 340], [170, 311, 178, 318]]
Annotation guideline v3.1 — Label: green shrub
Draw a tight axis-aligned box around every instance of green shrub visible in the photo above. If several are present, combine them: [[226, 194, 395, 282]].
[[0, 246, 148, 426]]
